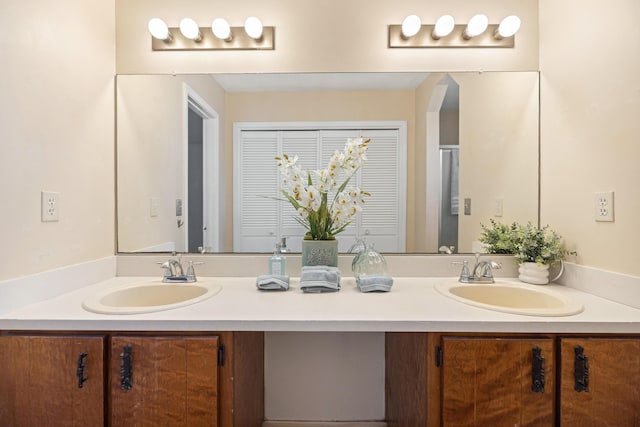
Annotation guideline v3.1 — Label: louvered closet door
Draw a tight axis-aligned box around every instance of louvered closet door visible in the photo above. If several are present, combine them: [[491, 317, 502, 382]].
[[353, 129, 405, 252], [234, 131, 279, 252], [234, 124, 406, 253]]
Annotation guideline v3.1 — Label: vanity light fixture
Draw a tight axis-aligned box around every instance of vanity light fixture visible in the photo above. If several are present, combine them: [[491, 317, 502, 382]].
[[212, 18, 232, 41], [148, 18, 171, 41], [388, 14, 520, 48], [148, 16, 275, 51], [495, 15, 521, 39], [244, 16, 264, 40], [432, 15, 455, 39], [179, 18, 202, 41], [401, 15, 422, 38], [463, 14, 489, 39]]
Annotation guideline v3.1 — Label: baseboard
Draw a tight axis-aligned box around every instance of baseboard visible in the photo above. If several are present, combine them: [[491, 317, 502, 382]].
[[263, 422, 387, 427]]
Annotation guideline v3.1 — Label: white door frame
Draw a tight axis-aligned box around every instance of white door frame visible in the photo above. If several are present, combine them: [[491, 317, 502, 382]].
[[425, 84, 449, 253], [183, 83, 221, 253]]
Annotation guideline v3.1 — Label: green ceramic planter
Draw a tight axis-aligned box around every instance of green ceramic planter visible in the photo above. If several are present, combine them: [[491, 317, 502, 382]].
[[301, 239, 339, 267]]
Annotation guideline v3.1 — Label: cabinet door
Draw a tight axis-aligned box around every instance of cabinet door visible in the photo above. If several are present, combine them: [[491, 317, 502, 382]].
[[560, 338, 640, 426], [0, 334, 105, 427], [110, 336, 219, 426], [441, 337, 554, 427]]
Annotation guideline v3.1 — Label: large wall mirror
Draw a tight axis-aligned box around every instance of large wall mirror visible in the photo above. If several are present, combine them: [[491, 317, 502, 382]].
[[116, 71, 539, 254]]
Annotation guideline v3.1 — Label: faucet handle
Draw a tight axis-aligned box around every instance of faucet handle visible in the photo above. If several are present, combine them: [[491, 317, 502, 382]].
[[451, 260, 470, 281], [186, 261, 197, 281], [482, 261, 502, 277], [185, 261, 205, 282], [158, 261, 173, 278]]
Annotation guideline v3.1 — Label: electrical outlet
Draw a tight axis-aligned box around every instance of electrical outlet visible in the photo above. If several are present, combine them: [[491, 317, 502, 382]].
[[464, 198, 471, 215], [595, 191, 614, 222], [41, 191, 59, 222]]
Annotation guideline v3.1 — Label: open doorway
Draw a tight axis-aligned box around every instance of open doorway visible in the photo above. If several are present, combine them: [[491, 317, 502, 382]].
[[183, 85, 220, 253], [426, 74, 460, 253]]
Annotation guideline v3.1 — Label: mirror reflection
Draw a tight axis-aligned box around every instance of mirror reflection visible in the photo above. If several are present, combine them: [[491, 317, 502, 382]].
[[116, 72, 539, 254]]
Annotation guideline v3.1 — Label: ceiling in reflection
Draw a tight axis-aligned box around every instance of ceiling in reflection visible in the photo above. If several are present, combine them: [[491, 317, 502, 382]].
[[211, 71, 460, 112], [211, 72, 431, 92]]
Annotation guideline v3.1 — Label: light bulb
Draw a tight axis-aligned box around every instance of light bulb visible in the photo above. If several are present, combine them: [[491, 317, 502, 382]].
[[401, 15, 421, 38], [432, 15, 455, 39], [464, 14, 488, 38], [148, 18, 171, 41], [244, 16, 263, 39], [212, 18, 232, 40], [179, 18, 201, 41], [497, 15, 521, 38]]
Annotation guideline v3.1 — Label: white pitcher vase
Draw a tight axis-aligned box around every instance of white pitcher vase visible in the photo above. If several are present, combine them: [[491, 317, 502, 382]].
[[518, 261, 564, 285]]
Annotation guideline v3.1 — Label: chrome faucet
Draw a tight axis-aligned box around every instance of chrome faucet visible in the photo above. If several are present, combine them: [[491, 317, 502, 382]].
[[457, 254, 501, 284], [159, 254, 198, 283]]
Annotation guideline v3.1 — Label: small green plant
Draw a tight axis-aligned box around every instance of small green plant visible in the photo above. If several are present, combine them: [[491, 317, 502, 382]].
[[513, 222, 575, 266], [478, 219, 519, 254], [479, 220, 576, 266]]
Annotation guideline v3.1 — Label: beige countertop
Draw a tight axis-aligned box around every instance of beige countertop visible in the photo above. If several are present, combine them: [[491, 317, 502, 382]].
[[2, 276, 639, 333]]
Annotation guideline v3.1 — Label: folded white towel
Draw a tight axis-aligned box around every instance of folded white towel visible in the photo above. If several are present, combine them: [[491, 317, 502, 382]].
[[300, 266, 341, 293], [356, 275, 394, 293], [256, 274, 290, 291]]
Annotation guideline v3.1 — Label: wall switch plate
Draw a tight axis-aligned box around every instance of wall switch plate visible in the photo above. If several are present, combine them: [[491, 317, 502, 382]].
[[176, 199, 183, 217], [41, 191, 59, 222], [464, 198, 471, 215], [595, 191, 614, 222], [150, 197, 159, 217], [494, 198, 504, 217]]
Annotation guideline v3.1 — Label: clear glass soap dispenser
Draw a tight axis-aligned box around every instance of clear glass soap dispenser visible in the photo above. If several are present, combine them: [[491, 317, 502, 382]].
[[352, 242, 388, 277], [269, 242, 286, 275]]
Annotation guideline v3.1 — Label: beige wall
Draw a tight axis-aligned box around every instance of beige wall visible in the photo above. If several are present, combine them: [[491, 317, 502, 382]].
[[456, 72, 539, 252], [0, 0, 115, 281], [539, 0, 640, 276], [414, 72, 539, 253], [115, 0, 539, 74]]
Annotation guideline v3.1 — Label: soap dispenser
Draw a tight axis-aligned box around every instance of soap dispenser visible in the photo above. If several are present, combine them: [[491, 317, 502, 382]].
[[269, 243, 286, 275]]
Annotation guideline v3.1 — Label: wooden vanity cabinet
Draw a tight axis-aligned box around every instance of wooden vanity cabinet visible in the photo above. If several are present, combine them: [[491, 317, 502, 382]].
[[387, 333, 640, 427], [0, 334, 106, 426], [0, 331, 264, 427], [109, 335, 220, 426], [387, 333, 553, 427], [559, 337, 640, 426], [439, 336, 555, 426]]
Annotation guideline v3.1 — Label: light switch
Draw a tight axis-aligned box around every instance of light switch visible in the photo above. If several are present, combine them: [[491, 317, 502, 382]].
[[150, 198, 159, 217], [494, 198, 503, 217]]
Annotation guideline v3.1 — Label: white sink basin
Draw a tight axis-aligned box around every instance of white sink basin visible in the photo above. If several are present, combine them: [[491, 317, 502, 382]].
[[82, 280, 222, 315], [435, 281, 583, 316]]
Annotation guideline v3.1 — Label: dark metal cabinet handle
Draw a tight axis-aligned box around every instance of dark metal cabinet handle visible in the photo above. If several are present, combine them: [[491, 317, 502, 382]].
[[120, 344, 133, 390], [76, 352, 88, 389], [574, 345, 589, 392], [531, 346, 545, 393]]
